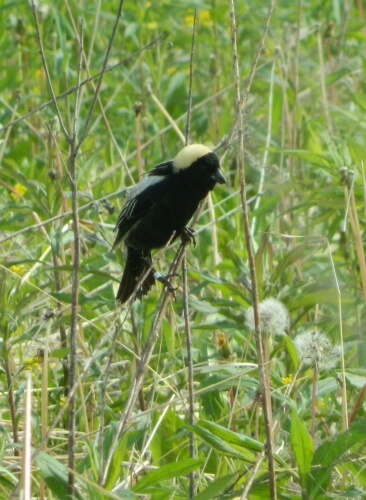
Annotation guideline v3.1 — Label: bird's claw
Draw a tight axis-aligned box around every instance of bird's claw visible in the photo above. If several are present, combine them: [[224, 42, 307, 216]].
[[154, 272, 179, 300], [181, 227, 196, 247]]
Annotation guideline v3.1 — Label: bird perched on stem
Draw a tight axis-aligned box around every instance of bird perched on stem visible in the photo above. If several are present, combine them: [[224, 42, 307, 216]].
[[113, 143, 226, 304]]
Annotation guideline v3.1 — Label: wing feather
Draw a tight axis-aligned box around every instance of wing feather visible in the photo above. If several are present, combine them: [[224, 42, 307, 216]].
[[112, 175, 166, 248]]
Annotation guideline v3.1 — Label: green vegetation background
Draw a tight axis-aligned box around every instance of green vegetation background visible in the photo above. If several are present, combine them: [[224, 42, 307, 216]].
[[1, 0, 366, 498]]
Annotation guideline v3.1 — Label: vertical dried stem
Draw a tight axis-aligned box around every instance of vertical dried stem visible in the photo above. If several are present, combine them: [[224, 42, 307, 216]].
[[21, 372, 33, 500], [67, 21, 84, 499], [183, 253, 195, 499], [102, 241, 188, 485], [310, 363, 318, 440], [30, 0, 70, 141], [316, 26, 332, 134], [185, 9, 197, 145], [4, 355, 19, 456], [250, 61, 275, 234], [184, 11, 197, 497], [327, 240, 348, 431], [75, 0, 125, 153], [228, 1, 277, 498]]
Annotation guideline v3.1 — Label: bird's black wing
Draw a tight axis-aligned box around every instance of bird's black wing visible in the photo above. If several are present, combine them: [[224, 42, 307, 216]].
[[112, 176, 166, 249], [147, 160, 174, 177]]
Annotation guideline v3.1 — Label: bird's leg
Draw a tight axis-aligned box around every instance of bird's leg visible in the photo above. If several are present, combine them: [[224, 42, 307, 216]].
[[180, 227, 196, 247], [153, 271, 179, 299]]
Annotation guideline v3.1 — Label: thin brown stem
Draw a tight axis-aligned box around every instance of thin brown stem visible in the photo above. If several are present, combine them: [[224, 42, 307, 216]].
[[185, 9, 197, 145], [75, 0, 125, 153], [183, 252, 195, 499], [228, 0, 277, 498], [67, 20, 84, 499], [310, 364, 318, 440], [102, 238, 191, 485], [30, 0, 70, 141], [4, 355, 19, 456]]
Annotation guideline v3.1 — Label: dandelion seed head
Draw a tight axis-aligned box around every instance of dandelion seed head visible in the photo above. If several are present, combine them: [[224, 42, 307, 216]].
[[245, 298, 289, 336], [294, 330, 341, 370]]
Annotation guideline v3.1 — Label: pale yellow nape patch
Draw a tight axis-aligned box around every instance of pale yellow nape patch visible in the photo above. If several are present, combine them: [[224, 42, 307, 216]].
[[173, 144, 213, 171]]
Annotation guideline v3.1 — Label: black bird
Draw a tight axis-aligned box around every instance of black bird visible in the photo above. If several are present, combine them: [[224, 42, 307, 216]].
[[113, 143, 226, 304]]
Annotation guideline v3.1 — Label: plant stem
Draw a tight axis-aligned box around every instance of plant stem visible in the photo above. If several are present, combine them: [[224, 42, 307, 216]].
[[183, 252, 195, 499], [228, 0, 277, 498]]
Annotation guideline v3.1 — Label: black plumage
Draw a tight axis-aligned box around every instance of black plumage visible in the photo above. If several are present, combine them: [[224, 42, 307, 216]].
[[113, 143, 226, 304]]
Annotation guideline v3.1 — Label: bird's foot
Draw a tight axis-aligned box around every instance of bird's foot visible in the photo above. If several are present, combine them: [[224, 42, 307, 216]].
[[153, 271, 179, 299], [181, 227, 196, 247]]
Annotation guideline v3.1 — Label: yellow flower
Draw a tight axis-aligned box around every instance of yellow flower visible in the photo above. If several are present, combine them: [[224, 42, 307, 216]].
[[199, 10, 213, 27], [184, 10, 213, 28], [281, 374, 293, 385], [183, 14, 193, 26], [10, 264, 26, 276], [24, 353, 43, 371], [10, 183, 27, 201], [59, 396, 67, 407]]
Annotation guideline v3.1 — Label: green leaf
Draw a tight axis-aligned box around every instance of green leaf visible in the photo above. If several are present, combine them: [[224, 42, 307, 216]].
[[199, 420, 264, 452], [104, 433, 128, 491], [36, 452, 69, 500], [290, 410, 314, 492], [283, 336, 299, 369], [187, 422, 259, 462], [132, 458, 204, 494], [307, 419, 366, 499], [194, 473, 241, 500]]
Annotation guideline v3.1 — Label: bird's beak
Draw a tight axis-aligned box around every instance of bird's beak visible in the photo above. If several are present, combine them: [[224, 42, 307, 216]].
[[211, 168, 226, 184]]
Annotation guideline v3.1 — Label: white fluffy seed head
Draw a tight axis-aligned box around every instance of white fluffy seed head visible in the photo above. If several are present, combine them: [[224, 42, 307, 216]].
[[245, 298, 290, 337], [173, 144, 214, 171], [293, 330, 341, 371]]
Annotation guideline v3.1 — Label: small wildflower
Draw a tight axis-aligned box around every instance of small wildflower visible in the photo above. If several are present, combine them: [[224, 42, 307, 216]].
[[281, 374, 293, 386], [23, 352, 43, 371], [184, 10, 213, 28], [10, 183, 27, 201], [10, 264, 25, 276], [293, 330, 341, 371], [198, 10, 213, 27], [245, 298, 289, 336], [59, 396, 67, 407]]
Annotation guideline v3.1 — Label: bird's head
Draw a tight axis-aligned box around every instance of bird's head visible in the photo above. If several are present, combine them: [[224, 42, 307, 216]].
[[173, 144, 226, 185]]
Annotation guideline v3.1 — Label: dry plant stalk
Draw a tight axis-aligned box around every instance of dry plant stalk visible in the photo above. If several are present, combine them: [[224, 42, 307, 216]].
[[30, 0, 125, 496], [228, 1, 277, 498], [102, 240, 190, 485], [20, 371, 33, 500]]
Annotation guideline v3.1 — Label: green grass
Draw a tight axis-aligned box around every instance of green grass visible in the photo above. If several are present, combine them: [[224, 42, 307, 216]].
[[1, 0, 366, 498]]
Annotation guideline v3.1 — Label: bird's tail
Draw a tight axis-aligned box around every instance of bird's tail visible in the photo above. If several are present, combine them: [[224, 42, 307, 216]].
[[116, 248, 155, 304]]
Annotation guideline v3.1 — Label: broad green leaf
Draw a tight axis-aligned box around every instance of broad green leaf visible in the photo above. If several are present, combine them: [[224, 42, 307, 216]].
[[194, 473, 241, 500], [105, 433, 128, 491], [187, 423, 257, 462], [307, 419, 366, 499], [132, 458, 203, 493], [283, 336, 299, 369], [36, 451, 71, 500], [199, 420, 264, 452], [290, 411, 314, 491]]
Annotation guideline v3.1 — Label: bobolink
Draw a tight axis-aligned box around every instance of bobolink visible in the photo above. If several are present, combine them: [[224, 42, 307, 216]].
[[113, 143, 226, 304]]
